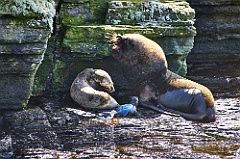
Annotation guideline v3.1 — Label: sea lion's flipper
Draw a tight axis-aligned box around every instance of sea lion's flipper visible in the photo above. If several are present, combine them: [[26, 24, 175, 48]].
[[157, 104, 216, 123], [139, 100, 180, 117]]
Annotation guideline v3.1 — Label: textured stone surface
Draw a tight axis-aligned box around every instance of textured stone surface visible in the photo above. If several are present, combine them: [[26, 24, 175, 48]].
[[185, 0, 240, 97], [106, 1, 195, 26], [60, 0, 109, 25], [0, 0, 56, 31], [3, 106, 62, 152], [187, 0, 240, 77], [1, 98, 239, 158], [41, 0, 196, 98], [0, 0, 55, 109], [188, 0, 240, 5]]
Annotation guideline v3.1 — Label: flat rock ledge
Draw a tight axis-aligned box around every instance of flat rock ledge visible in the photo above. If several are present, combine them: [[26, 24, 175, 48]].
[[0, 98, 239, 158]]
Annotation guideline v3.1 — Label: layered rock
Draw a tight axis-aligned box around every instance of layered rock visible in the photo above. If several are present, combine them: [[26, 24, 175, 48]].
[[34, 0, 196, 97], [1, 1, 240, 158], [2, 98, 240, 158], [105, 1, 195, 26], [187, 0, 240, 97], [4, 106, 62, 151], [0, 0, 56, 109]]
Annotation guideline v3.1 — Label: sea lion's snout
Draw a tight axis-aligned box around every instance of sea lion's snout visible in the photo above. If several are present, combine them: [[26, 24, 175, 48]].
[[112, 44, 122, 59], [112, 44, 120, 50], [107, 85, 115, 93], [112, 35, 125, 59]]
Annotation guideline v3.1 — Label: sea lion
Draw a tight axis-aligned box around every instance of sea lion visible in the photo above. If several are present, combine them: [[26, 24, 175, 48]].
[[112, 34, 216, 123], [70, 68, 119, 109], [112, 34, 168, 88]]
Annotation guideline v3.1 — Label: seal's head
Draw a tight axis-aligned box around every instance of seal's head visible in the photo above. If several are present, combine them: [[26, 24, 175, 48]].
[[112, 35, 134, 60], [91, 69, 115, 93]]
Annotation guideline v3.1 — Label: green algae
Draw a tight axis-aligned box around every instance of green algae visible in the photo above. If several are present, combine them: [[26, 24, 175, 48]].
[[106, 1, 195, 26], [60, 25, 195, 62], [0, 0, 56, 31], [60, 0, 109, 25]]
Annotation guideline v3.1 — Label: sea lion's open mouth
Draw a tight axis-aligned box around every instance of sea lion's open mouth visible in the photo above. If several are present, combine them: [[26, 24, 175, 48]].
[[112, 36, 123, 59], [112, 44, 120, 50]]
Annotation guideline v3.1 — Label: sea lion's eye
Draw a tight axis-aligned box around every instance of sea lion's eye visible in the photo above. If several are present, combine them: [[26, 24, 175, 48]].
[[116, 35, 122, 41]]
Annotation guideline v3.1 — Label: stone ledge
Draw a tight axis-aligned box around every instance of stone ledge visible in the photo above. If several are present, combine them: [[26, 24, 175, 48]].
[[106, 1, 195, 26], [187, 0, 240, 5]]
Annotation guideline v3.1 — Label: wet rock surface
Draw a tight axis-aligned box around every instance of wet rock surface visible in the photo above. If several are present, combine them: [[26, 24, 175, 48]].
[[1, 98, 239, 158]]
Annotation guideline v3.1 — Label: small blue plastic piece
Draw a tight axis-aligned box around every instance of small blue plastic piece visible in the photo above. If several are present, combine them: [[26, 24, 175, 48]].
[[117, 104, 136, 116]]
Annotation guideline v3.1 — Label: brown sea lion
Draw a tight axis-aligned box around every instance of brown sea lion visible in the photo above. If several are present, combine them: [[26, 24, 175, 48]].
[[112, 34, 168, 88], [112, 34, 216, 123], [70, 68, 119, 109]]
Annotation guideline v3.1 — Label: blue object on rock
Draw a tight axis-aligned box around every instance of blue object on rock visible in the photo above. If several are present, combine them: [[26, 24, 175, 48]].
[[117, 104, 136, 116]]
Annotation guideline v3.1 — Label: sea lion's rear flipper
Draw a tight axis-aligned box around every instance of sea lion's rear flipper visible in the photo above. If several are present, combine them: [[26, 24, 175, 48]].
[[139, 100, 179, 117], [157, 104, 216, 123]]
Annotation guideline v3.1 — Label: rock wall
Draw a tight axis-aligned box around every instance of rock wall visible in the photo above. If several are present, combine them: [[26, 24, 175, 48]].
[[33, 0, 196, 101], [0, 0, 56, 109], [1, 0, 240, 109], [0, 1, 240, 157], [187, 0, 240, 97]]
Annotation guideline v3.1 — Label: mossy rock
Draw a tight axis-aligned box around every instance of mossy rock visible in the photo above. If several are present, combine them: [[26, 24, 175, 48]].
[[0, 0, 55, 109], [0, 0, 56, 31], [61, 25, 196, 60], [106, 1, 195, 26], [60, 0, 109, 25], [0, 18, 51, 48]]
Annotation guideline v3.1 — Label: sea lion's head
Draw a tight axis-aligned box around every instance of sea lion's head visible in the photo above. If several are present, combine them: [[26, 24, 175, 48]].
[[91, 69, 115, 93], [112, 34, 134, 60]]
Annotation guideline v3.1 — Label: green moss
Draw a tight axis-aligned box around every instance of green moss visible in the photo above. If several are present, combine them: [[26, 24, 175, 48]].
[[32, 53, 53, 96], [61, 26, 109, 60], [0, 0, 56, 31], [60, 0, 108, 25], [105, 25, 196, 37], [51, 59, 69, 91], [106, 1, 195, 26], [64, 26, 105, 42]]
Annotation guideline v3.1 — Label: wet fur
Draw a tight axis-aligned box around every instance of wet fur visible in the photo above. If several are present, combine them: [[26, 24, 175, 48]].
[[70, 68, 119, 109], [112, 34, 168, 89], [112, 34, 216, 122]]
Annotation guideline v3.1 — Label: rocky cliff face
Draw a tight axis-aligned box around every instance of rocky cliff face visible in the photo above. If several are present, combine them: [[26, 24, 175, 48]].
[[187, 0, 240, 97], [1, 0, 240, 109], [0, 0, 239, 106], [1, 1, 240, 158], [0, 0, 55, 109], [32, 0, 196, 102]]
